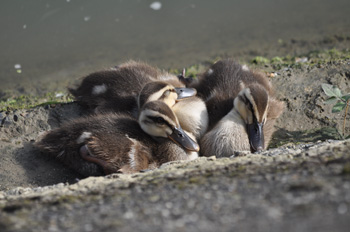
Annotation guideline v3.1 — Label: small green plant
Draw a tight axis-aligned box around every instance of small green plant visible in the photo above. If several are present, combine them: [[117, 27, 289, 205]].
[[322, 83, 350, 138], [251, 56, 270, 65]]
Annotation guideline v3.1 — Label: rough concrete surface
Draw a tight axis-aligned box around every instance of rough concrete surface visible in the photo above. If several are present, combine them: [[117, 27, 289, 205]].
[[1, 140, 350, 232]]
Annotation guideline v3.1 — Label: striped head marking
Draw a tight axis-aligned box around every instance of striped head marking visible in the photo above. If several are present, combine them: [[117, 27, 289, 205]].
[[234, 84, 269, 124], [139, 101, 199, 152], [138, 82, 178, 109], [139, 100, 179, 138], [138, 81, 197, 109], [234, 84, 269, 152]]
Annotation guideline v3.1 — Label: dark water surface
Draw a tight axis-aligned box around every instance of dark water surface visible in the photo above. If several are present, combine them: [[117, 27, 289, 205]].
[[1, 0, 350, 95]]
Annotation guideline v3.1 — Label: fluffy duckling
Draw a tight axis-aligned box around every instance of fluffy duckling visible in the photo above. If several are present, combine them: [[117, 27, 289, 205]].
[[189, 59, 284, 156], [69, 60, 196, 114], [138, 81, 208, 140], [35, 101, 199, 176]]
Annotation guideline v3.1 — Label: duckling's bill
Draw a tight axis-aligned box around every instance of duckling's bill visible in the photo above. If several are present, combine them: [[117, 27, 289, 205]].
[[247, 121, 264, 153], [168, 127, 200, 152], [175, 87, 197, 100]]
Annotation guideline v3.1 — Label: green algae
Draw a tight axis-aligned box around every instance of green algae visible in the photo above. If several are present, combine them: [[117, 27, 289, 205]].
[[251, 56, 270, 65], [270, 56, 284, 64], [169, 48, 350, 83], [0, 92, 74, 112], [250, 48, 350, 70]]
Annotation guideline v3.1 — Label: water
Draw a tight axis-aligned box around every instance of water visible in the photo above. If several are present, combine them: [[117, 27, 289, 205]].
[[1, 0, 350, 96]]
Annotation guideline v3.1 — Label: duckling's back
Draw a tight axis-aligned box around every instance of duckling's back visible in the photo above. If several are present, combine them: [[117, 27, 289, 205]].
[[35, 113, 155, 176], [69, 61, 184, 115], [191, 59, 271, 100], [69, 61, 159, 114]]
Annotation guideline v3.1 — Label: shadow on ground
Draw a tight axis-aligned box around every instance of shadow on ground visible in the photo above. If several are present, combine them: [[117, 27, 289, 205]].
[[13, 143, 81, 187], [269, 126, 342, 148]]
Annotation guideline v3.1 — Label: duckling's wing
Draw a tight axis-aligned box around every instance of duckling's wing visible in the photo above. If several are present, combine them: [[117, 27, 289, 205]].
[[81, 131, 155, 174], [35, 125, 104, 177]]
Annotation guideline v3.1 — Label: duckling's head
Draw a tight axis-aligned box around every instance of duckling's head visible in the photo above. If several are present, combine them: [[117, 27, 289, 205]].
[[234, 84, 269, 153], [139, 101, 200, 152], [138, 81, 197, 109]]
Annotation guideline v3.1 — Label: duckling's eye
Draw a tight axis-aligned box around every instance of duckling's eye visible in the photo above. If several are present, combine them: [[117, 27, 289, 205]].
[[155, 117, 166, 124], [148, 116, 166, 124]]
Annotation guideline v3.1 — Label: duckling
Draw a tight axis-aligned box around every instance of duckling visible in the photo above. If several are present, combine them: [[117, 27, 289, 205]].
[[69, 60, 196, 114], [35, 101, 199, 176], [189, 59, 284, 156], [138, 81, 208, 140]]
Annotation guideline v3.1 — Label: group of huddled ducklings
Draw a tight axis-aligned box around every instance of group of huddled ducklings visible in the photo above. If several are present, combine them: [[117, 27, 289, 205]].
[[35, 59, 284, 176]]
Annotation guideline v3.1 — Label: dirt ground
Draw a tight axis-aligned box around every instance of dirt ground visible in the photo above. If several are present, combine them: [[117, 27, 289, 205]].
[[1, 54, 349, 191]]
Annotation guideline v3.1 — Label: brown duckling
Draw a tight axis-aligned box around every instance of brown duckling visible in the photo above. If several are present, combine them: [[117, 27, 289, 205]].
[[189, 59, 284, 156], [69, 60, 196, 115], [35, 101, 199, 176]]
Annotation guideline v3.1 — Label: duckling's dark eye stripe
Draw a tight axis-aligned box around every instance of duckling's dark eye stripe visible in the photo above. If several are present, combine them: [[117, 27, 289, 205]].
[[239, 94, 255, 113], [248, 101, 254, 112], [238, 95, 248, 105], [147, 116, 172, 128]]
